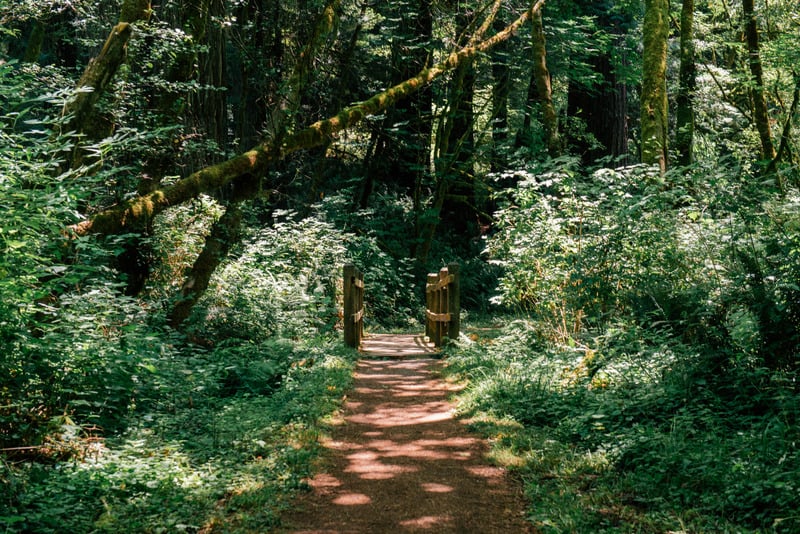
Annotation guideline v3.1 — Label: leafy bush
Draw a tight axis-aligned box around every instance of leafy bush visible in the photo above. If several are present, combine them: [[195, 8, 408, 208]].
[[0, 63, 162, 446], [188, 199, 422, 343], [487, 158, 800, 372], [2, 338, 357, 533], [444, 316, 800, 532]]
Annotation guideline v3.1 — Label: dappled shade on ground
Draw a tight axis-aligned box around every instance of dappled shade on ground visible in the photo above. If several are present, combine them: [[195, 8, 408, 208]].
[[280, 346, 533, 533], [359, 333, 439, 358]]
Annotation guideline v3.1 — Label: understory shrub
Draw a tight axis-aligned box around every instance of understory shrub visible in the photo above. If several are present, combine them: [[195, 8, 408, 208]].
[[187, 198, 421, 344], [445, 318, 800, 532], [2, 338, 356, 533], [487, 158, 799, 370]]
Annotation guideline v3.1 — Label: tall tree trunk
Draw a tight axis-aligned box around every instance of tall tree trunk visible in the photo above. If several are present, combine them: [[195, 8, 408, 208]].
[[190, 0, 227, 166], [268, 0, 341, 140], [431, 7, 477, 254], [742, 0, 776, 163], [70, 0, 546, 238], [676, 0, 696, 166], [233, 0, 278, 151], [490, 17, 511, 173], [531, 8, 560, 157], [516, 67, 540, 150], [641, 0, 669, 173], [564, 5, 629, 166], [766, 71, 800, 186], [371, 0, 433, 201], [420, 0, 507, 260], [22, 21, 46, 63]]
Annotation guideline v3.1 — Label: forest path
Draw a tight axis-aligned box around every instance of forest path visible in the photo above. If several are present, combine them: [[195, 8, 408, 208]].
[[279, 334, 534, 533]]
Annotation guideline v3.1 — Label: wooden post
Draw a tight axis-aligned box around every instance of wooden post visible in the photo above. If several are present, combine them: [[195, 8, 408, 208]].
[[357, 268, 364, 343], [343, 264, 363, 348], [426, 273, 437, 340], [447, 262, 460, 340], [438, 266, 448, 344], [424, 263, 459, 347]]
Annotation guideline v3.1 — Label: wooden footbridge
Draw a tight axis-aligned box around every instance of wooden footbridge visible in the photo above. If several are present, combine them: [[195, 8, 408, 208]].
[[342, 263, 460, 357]]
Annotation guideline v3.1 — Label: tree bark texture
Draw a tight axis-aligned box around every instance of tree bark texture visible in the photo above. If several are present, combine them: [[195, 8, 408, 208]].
[[167, 203, 243, 328], [742, 0, 776, 162], [490, 16, 511, 172], [62, 23, 132, 139], [530, 8, 560, 157], [641, 0, 669, 172], [70, 0, 545, 239], [676, 0, 696, 166]]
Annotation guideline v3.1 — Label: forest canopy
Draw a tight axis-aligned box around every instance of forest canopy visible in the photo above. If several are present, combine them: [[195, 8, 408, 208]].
[[1, 0, 799, 531]]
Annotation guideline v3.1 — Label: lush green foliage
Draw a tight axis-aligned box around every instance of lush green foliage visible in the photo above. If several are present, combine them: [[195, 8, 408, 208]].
[[461, 154, 800, 531], [487, 158, 799, 369], [188, 200, 423, 343], [2, 338, 356, 532], [2, 0, 800, 531], [443, 318, 799, 532]]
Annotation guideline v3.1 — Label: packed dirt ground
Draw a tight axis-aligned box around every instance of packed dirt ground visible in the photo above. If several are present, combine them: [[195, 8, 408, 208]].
[[281, 335, 533, 533]]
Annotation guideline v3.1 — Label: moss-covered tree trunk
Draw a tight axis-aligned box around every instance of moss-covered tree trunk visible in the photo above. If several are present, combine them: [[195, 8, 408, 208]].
[[531, 7, 560, 157], [676, 0, 696, 167], [167, 203, 243, 328], [62, 0, 152, 168], [641, 0, 669, 173], [742, 0, 776, 163]]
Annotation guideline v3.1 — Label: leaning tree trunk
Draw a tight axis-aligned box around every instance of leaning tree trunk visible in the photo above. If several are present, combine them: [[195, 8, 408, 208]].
[[641, 0, 669, 173], [167, 203, 243, 328], [61, 0, 152, 170], [70, 0, 545, 239], [62, 0, 151, 138]]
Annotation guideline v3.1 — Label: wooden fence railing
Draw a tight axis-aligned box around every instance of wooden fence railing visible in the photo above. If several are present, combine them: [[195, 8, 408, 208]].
[[343, 264, 365, 348], [425, 263, 460, 347]]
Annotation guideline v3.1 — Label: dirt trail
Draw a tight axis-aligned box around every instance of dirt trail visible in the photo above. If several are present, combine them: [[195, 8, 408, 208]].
[[280, 335, 533, 533]]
